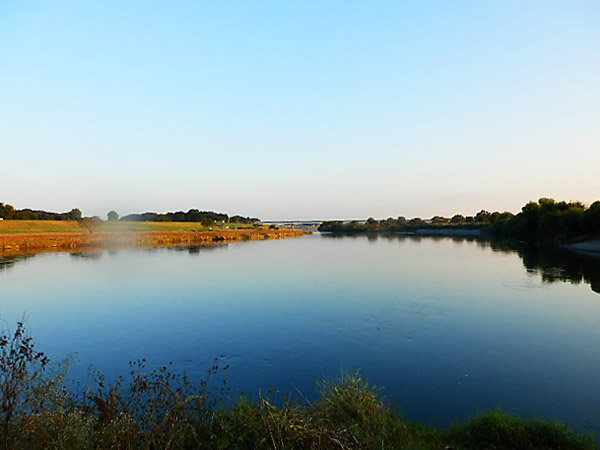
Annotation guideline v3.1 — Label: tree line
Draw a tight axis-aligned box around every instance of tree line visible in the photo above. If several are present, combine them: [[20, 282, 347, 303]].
[[0, 202, 260, 224], [120, 210, 259, 224], [318, 210, 507, 233], [488, 198, 600, 242], [319, 198, 600, 243], [0, 203, 82, 221]]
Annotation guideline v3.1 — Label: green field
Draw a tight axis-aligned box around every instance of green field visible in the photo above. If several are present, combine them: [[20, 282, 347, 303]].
[[0, 220, 257, 234], [0, 220, 82, 234]]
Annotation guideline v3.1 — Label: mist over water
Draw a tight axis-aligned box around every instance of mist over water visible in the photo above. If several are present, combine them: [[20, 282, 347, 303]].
[[1, 234, 599, 430]]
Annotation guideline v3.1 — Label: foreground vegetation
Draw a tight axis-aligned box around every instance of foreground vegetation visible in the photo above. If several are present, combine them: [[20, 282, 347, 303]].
[[1, 323, 596, 450], [319, 198, 600, 244]]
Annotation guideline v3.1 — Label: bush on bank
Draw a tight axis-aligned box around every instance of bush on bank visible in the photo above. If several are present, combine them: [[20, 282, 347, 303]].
[[1, 322, 596, 450]]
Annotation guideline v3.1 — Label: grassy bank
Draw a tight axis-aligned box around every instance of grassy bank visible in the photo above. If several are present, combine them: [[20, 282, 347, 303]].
[[0, 220, 256, 234], [0, 220, 308, 254], [1, 323, 596, 450]]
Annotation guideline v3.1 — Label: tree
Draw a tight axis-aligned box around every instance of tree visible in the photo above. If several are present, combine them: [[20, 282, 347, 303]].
[[450, 214, 465, 224], [68, 208, 82, 220], [107, 210, 119, 221], [408, 217, 425, 226], [474, 210, 491, 223], [201, 218, 215, 227], [0, 203, 15, 219]]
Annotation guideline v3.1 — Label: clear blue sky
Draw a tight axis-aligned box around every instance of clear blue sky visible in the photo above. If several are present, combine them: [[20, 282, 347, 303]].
[[1, 1, 599, 220]]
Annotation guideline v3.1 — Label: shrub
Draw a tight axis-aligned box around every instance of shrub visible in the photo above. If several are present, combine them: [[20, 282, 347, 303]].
[[445, 410, 597, 450]]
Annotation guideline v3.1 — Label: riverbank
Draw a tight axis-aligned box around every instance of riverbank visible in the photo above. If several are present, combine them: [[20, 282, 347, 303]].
[[0, 222, 309, 254], [414, 227, 484, 237]]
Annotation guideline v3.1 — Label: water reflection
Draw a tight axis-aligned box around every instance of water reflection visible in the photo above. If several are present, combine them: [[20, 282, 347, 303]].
[[2, 236, 599, 293], [170, 244, 226, 255], [0, 254, 34, 271], [321, 234, 600, 294], [0, 244, 229, 270], [2, 233, 600, 431], [516, 245, 600, 294], [69, 251, 104, 260]]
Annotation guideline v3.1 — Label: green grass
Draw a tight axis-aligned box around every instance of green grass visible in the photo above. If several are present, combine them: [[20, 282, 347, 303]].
[[445, 409, 597, 450], [0, 220, 83, 234], [0, 220, 257, 234]]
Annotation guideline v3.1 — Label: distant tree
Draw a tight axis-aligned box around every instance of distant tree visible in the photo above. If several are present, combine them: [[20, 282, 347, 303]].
[[450, 214, 465, 224], [408, 217, 425, 226], [584, 201, 600, 234], [201, 218, 215, 227], [474, 210, 491, 223], [559, 207, 584, 237], [107, 210, 119, 221], [0, 203, 15, 219], [68, 208, 82, 221], [172, 211, 186, 222], [347, 221, 361, 231]]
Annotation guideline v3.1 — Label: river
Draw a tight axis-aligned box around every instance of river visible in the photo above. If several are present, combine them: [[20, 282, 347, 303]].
[[1, 233, 599, 430]]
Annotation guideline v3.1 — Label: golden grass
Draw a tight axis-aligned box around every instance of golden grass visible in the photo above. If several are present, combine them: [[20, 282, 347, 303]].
[[0, 220, 255, 234], [0, 221, 309, 255], [0, 220, 82, 234]]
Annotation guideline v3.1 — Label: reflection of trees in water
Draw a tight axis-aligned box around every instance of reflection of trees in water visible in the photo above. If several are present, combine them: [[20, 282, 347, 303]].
[[4, 236, 600, 294], [69, 251, 103, 260], [320, 233, 600, 294], [0, 244, 228, 272], [0, 254, 34, 271], [474, 238, 600, 294], [167, 244, 228, 255], [513, 245, 600, 294]]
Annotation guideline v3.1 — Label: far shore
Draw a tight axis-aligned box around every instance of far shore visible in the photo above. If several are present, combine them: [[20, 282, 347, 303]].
[[413, 228, 484, 237], [0, 220, 309, 255]]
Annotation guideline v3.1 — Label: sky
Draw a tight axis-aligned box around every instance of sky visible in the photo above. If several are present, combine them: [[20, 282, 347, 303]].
[[1, 1, 599, 220]]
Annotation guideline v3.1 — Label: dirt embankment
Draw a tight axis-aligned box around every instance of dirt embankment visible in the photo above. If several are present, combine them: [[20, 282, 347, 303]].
[[0, 228, 309, 255]]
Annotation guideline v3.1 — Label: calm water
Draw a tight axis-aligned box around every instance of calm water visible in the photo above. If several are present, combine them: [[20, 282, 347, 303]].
[[1, 234, 600, 430]]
